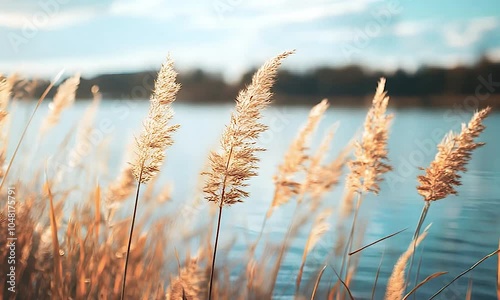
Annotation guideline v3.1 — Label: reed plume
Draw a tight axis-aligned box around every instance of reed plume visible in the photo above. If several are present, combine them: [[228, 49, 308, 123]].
[[409, 107, 492, 289], [105, 166, 135, 220], [40, 74, 80, 137], [306, 129, 351, 207], [54, 85, 101, 183], [412, 107, 492, 240], [268, 99, 329, 216], [131, 57, 180, 183], [122, 56, 180, 300], [340, 78, 393, 283], [347, 78, 392, 195], [203, 50, 293, 299], [166, 259, 204, 300], [385, 230, 428, 300], [296, 209, 332, 292], [417, 107, 492, 202]]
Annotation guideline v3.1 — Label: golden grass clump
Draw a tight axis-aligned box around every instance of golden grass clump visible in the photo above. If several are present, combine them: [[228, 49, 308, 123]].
[[347, 78, 392, 194], [203, 50, 294, 207], [417, 107, 492, 201], [40, 74, 80, 136], [131, 56, 180, 183], [0, 56, 498, 300]]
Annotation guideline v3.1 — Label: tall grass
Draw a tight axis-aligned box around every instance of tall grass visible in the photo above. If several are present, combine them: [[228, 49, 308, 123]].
[[0, 53, 498, 300]]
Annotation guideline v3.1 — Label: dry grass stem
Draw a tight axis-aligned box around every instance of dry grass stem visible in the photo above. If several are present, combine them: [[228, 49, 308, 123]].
[[402, 271, 448, 300], [497, 239, 500, 300]]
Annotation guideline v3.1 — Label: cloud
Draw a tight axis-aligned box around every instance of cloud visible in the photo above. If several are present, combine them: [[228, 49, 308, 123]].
[[392, 20, 434, 37], [0, 9, 99, 30], [0, 0, 112, 30], [203, 0, 379, 29], [442, 16, 499, 48]]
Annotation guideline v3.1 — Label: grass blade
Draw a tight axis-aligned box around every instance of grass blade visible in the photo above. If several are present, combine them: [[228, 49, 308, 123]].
[[311, 265, 327, 300], [497, 239, 499, 300], [45, 166, 64, 298], [349, 227, 407, 256], [329, 265, 354, 300], [0, 69, 64, 190], [371, 248, 385, 300], [402, 271, 447, 300], [430, 248, 500, 300]]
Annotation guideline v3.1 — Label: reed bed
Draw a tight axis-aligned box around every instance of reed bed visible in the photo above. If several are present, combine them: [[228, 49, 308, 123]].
[[0, 53, 498, 300]]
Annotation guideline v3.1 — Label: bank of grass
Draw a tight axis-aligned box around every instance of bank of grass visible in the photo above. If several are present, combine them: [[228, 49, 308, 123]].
[[0, 53, 498, 299]]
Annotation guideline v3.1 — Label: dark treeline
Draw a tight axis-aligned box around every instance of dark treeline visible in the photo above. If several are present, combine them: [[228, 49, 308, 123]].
[[33, 57, 500, 107]]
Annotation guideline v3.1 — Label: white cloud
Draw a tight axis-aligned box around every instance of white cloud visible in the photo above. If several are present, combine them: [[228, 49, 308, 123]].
[[442, 16, 499, 48], [110, 0, 174, 17], [393, 20, 433, 37], [201, 0, 379, 30], [0, 9, 98, 30]]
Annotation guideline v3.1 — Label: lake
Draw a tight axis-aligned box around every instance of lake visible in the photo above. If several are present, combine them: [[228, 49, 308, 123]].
[[9, 99, 500, 299]]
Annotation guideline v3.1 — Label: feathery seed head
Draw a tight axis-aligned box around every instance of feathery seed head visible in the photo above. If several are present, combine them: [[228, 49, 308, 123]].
[[347, 78, 392, 194], [132, 56, 180, 183], [417, 107, 491, 201], [40, 74, 80, 136], [272, 99, 329, 207], [385, 231, 428, 300], [203, 50, 294, 206]]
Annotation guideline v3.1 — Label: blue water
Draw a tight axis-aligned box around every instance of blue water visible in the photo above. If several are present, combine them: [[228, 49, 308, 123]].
[[9, 100, 500, 299]]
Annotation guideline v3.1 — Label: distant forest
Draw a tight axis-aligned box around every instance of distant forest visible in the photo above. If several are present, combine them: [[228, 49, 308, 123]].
[[32, 57, 500, 107]]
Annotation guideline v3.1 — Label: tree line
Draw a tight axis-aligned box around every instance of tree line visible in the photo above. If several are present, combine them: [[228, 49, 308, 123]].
[[31, 57, 500, 107]]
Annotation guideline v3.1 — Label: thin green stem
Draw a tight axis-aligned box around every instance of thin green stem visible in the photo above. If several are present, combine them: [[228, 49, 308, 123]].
[[208, 144, 233, 300], [208, 205, 223, 300], [407, 201, 430, 287], [121, 171, 143, 300]]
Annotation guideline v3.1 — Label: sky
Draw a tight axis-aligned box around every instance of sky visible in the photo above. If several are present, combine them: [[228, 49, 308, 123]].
[[1, 0, 500, 81]]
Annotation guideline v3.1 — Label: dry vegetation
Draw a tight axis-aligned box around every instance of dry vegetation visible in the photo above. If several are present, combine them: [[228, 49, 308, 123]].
[[0, 52, 499, 300]]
